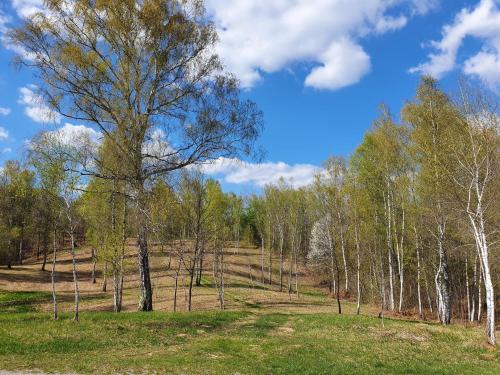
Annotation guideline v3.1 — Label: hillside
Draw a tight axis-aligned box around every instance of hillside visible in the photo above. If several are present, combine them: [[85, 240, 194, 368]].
[[0, 244, 498, 374]]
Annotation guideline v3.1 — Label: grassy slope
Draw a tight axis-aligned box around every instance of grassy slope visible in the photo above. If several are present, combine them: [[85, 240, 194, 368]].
[[0, 291, 498, 375], [0, 245, 498, 374]]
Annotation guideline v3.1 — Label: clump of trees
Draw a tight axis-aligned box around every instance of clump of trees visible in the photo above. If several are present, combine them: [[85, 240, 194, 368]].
[[0, 0, 497, 347], [244, 78, 499, 346], [0, 77, 497, 346]]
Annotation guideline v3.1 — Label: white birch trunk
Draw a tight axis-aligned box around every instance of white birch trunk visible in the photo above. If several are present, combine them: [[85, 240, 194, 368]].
[[414, 226, 423, 320]]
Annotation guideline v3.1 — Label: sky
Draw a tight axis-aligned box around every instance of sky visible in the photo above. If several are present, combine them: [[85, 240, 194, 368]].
[[0, 0, 499, 194]]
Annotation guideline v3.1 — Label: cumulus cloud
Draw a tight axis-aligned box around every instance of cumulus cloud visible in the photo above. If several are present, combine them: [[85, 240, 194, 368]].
[[10, 0, 45, 19], [0, 9, 10, 33], [46, 123, 100, 148], [18, 85, 61, 124], [206, 0, 436, 90], [411, 0, 500, 90], [0, 107, 11, 116], [0, 126, 8, 140], [304, 38, 371, 90], [410, 0, 440, 16], [0, 1, 47, 59], [198, 157, 321, 188]]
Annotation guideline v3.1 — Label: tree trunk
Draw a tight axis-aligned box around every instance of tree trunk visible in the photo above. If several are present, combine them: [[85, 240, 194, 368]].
[[414, 226, 423, 320], [41, 244, 48, 272], [70, 230, 79, 322], [91, 247, 97, 284], [102, 261, 108, 292], [173, 273, 179, 313], [384, 191, 395, 311], [294, 239, 299, 298], [471, 254, 477, 322], [279, 228, 284, 292], [36, 230, 40, 260], [51, 227, 58, 320], [18, 225, 24, 265], [137, 185, 153, 311], [261, 237, 265, 284], [396, 207, 405, 313], [269, 229, 274, 286], [220, 247, 225, 310], [195, 248, 204, 287], [465, 255, 471, 322], [335, 250, 341, 315], [467, 209, 495, 345], [288, 232, 295, 297], [435, 222, 451, 325], [478, 264, 482, 322], [338, 212, 348, 292], [354, 222, 361, 315], [188, 266, 195, 312]]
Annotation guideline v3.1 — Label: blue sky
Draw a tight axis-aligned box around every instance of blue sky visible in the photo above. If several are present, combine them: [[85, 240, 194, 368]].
[[0, 0, 499, 194]]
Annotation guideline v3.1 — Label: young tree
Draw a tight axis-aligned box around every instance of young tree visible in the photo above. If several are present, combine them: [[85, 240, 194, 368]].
[[180, 170, 208, 311], [30, 129, 93, 322], [206, 180, 229, 309], [449, 83, 499, 345], [308, 215, 342, 314], [403, 77, 459, 325]]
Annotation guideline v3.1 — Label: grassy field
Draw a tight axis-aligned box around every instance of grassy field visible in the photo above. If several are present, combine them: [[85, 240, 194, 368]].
[[0, 291, 498, 374], [0, 245, 498, 374]]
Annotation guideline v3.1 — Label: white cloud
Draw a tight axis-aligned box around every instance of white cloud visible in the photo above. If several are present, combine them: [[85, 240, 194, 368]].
[[410, 0, 440, 16], [0, 1, 46, 59], [11, 0, 45, 19], [0, 107, 11, 116], [374, 15, 408, 33], [0, 126, 8, 140], [411, 0, 500, 90], [18, 85, 61, 124], [463, 50, 500, 88], [47, 123, 100, 148], [206, 0, 435, 90], [2, 147, 12, 154], [304, 38, 371, 90], [0, 9, 10, 33], [198, 157, 321, 188]]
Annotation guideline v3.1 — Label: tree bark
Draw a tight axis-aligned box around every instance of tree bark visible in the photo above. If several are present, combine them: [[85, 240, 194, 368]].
[[18, 225, 24, 265], [261, 237, 265, 284], [414, 226, 423, 320], [279, 227, 284, 292], [337, 212, 348, 292], [69, 230, 79, 322], [137, 184, 153, 311], [102, 261, 108, 292], [435, 222, 451, 325], [51, 227, 58, 320], [384, 191, 395, 311], [91, 247, 97, 284], [465, 255, 471, 322], [354, 221, 361, 315]]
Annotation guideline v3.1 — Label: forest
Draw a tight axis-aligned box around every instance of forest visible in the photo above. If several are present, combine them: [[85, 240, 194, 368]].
[[0, 1, 498, 374]]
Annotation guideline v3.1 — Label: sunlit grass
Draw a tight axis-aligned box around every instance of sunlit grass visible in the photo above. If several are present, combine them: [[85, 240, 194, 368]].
[[0, 292, 497, 375]]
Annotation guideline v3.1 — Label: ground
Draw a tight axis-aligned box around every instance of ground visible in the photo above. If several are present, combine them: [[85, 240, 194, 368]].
[[0, 243, 498, 374]]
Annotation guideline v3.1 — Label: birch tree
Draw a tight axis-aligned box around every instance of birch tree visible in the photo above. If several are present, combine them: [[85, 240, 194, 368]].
[[403, 77, 458, 325], [9, 0, 262, 311], [450, 83, 499, 345]]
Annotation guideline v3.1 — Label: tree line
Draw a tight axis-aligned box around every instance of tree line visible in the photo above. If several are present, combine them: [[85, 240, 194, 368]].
[[244, 78, 499, 346]]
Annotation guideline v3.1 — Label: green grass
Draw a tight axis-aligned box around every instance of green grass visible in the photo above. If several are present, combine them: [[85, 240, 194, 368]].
[[0, 292, 498, 374], [0, 290, 52, 313]]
